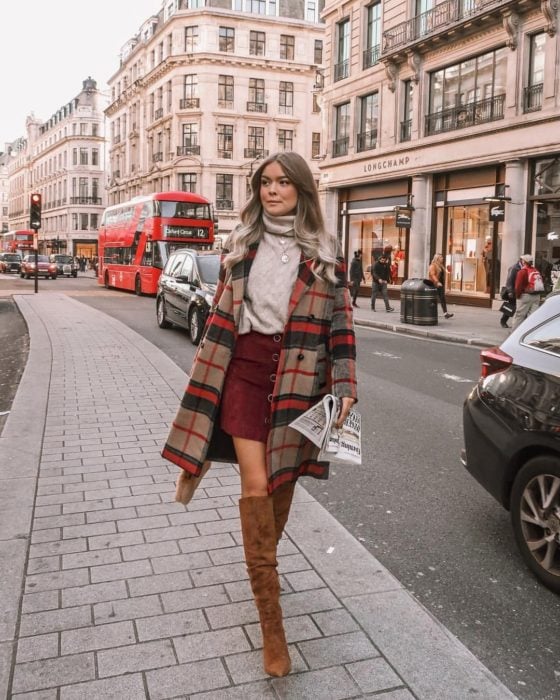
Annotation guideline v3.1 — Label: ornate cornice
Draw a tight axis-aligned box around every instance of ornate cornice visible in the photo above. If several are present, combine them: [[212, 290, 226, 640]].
[[541, 0, 558, 35], [503, 11, 520, 49]]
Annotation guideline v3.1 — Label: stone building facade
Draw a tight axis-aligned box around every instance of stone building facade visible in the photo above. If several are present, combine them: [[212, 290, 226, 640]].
[[5, 79, 107, 259], [318, 0, 560, 306], [106, 0, 325, 240]]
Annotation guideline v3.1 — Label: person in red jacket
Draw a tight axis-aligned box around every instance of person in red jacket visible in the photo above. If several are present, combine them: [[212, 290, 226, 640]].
[[512, 253, 542, 330]]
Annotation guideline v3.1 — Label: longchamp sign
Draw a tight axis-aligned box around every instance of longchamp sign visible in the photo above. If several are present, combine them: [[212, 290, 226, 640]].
[[363, 155, 411, 173]]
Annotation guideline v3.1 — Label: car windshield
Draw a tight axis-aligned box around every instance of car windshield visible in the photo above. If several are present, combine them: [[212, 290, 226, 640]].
[[36, 255, 50, 263], [54, 256, 73, 263], [197, 255, 220, 284], [3, 254, 21, 261]]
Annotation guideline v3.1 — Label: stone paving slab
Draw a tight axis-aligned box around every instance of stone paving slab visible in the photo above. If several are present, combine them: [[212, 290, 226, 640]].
[[0, 293, 518, 699]]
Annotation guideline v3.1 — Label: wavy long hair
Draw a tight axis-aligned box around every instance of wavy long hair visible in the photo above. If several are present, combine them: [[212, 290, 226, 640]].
[[223, 152, 338, 283]]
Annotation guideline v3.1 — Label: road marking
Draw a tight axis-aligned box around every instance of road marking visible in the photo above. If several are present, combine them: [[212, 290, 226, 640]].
[[441, 373, 474, 383], [372, 351, 402, 359]]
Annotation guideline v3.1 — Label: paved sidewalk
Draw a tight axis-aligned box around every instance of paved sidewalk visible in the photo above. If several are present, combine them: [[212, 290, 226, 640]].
[[0, 292, 517, 699]]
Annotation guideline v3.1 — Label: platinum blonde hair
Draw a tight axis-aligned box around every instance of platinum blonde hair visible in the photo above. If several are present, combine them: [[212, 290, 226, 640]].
[[223, 152, 338, 284]]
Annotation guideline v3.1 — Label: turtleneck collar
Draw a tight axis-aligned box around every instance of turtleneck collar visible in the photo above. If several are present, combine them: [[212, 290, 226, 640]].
[[262, 212, 295, 237]]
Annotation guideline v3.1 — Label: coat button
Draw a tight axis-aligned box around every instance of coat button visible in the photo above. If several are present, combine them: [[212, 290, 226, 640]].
[[267, 394, 273, 402], [264, 417, 270, 425], [297, 353, 305, 360], [270, 373, 277, 382], [273, 334, 282, 342], [272, 353, 280, 362]]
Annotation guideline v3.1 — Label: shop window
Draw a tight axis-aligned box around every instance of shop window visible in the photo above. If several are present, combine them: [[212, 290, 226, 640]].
[[348, 212, 407, 287]]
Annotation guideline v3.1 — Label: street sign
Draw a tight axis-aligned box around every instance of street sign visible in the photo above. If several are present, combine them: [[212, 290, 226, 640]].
[[489, 201, 505, 222], [395, 208, 412, 229]]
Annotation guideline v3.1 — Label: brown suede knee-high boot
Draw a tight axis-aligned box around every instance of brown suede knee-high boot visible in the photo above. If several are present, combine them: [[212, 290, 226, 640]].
[[272, 482, 295, 544], [239, 496, 291, 677]]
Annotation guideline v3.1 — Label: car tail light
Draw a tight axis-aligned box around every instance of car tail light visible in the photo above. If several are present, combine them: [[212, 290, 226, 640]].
[[480, 347, 513, 378]]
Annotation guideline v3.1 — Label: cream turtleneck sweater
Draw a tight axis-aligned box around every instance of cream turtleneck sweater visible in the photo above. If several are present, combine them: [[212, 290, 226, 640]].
[[238, 213, 301, 335]]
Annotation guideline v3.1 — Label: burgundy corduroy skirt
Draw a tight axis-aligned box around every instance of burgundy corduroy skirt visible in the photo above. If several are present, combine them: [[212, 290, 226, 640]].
[[220, 331, 282, 443]]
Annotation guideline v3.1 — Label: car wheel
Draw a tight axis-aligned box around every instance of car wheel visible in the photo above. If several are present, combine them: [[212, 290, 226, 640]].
[[156, 298, 172, 329], [135, 275, 142, 296], [511, 455, 560, 594], [189, 307, 203, 345]]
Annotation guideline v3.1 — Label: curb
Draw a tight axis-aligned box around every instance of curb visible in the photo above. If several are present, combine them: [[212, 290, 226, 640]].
[[354, 317, 495, 348]]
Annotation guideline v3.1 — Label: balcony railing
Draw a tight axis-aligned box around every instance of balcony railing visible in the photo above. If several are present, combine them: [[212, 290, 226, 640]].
[[523, 83, 543, 113], [278, 105, 293, 115], [176, 145, 200, 156], [332, 137, 349, 157], [247, 101, 267, 113], [113, 135, 121, 144], [356, 130, 377, 152], [244, 148, 269, 159], [363, 44, 381, 70], [218, 99, 234, 109], [333, 60, 349, 82], [179, 97, 200, 109], [216, 199, 234, 210], [152, 152, 164, 162], [217, 150, 233, 159], [400, 120, 412, 142], [383, 0, 504, 53], [154, 107, 164, 120], [425, 94, 505, 136], [70, 196, 102, 205]]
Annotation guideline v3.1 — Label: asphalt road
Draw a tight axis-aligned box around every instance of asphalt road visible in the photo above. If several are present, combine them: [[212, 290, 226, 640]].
[[3, 274, 560, 699]]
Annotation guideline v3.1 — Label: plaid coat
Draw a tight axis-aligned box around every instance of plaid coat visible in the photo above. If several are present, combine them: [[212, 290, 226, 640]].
[[162, 242, 357, 492]]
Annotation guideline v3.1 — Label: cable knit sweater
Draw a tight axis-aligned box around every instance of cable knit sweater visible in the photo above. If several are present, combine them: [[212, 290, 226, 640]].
[[238, 213, 301, 335]]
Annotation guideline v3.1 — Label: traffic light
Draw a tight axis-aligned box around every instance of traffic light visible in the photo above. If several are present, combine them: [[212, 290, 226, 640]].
[[30, 193, 42, 230]]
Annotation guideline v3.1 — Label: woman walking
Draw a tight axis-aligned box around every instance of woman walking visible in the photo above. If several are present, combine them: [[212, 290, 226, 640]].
[[162, 152, 357, 677], [428, 253, 453, 318]]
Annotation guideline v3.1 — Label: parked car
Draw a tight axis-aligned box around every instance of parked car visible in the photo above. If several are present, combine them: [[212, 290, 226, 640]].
[[0, 252, 22, 274], [20, 255, 58, 279], [156, 248, 220, 344], [462, 292, 560, 593], [50, 254, 78, 277]]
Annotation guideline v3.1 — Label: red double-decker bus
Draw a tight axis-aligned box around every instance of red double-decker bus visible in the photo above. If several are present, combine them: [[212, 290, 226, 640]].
[[2, 230, 34, 254], [98, 191, 215, 295]]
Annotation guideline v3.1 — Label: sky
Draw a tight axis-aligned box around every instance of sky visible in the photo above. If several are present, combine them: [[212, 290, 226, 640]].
[[1, 0, 162, 148]]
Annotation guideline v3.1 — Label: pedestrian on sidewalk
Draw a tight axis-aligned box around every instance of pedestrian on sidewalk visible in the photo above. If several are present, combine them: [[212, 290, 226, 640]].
[[512, 253, 543, 330], [428, 254, 453, 318], [349, 249, 365, 307], [163, 151, 357, 678], [499, 257, 522, 328], [371, 254, 395, 312]]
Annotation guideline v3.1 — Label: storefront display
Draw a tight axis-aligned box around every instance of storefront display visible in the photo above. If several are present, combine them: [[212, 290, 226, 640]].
[[347, 211, 408, 285]]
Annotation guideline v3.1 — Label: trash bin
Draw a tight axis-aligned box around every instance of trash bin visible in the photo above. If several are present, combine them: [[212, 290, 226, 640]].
[[400, 278, 438, 325]]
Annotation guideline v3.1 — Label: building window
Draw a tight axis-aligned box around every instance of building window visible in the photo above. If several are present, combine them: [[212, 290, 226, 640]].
[[280, 35, 294, 60], [90, 213, 99, 230], [525, 32, 545, 113], [233, 0, 277, 15], [180, 173, 197, 192], [333, 102, 350, 157], [92, 178, 99, 199], [357, 93, 378, 152], [72, 213, 79, 230], [92, 148, 99, 166], [401, 80, 413, 142], [334, 19, 350, 81], [279, 82, 293, 115], [216, 174, 233, 209], [182, 124, 199, 148], [181, 75, 199, 108], [185, 26, 199, 51], [427, 47, 507, 135], [80, 148, 88, 165], [217, 124, 234, 157], [306, 0, 318, 22], [314, 40, 323, 65], [80, 213, 89, 230], [72, 148, 78, 165], [219, 26, 235, 52], [312, 132, 321, 158], [364, 2, 381, 69], [250, 30, 266, 56], [248, 78, 266, 112], [247, 126, 265, 157], [185, 0, 204, 7], [278, 129, 293, 151], [218, 75, 234, 108], [80, 123, 87, 135], [92, 124, 98, 137], [312, 92, 320, 113]]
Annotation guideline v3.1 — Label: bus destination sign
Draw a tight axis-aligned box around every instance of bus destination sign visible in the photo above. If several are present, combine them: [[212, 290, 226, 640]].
[[164, 225, 209, 239]]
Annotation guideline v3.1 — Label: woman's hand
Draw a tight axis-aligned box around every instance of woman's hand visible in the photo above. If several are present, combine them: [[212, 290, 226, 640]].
[[335, 396, 356, 429]]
